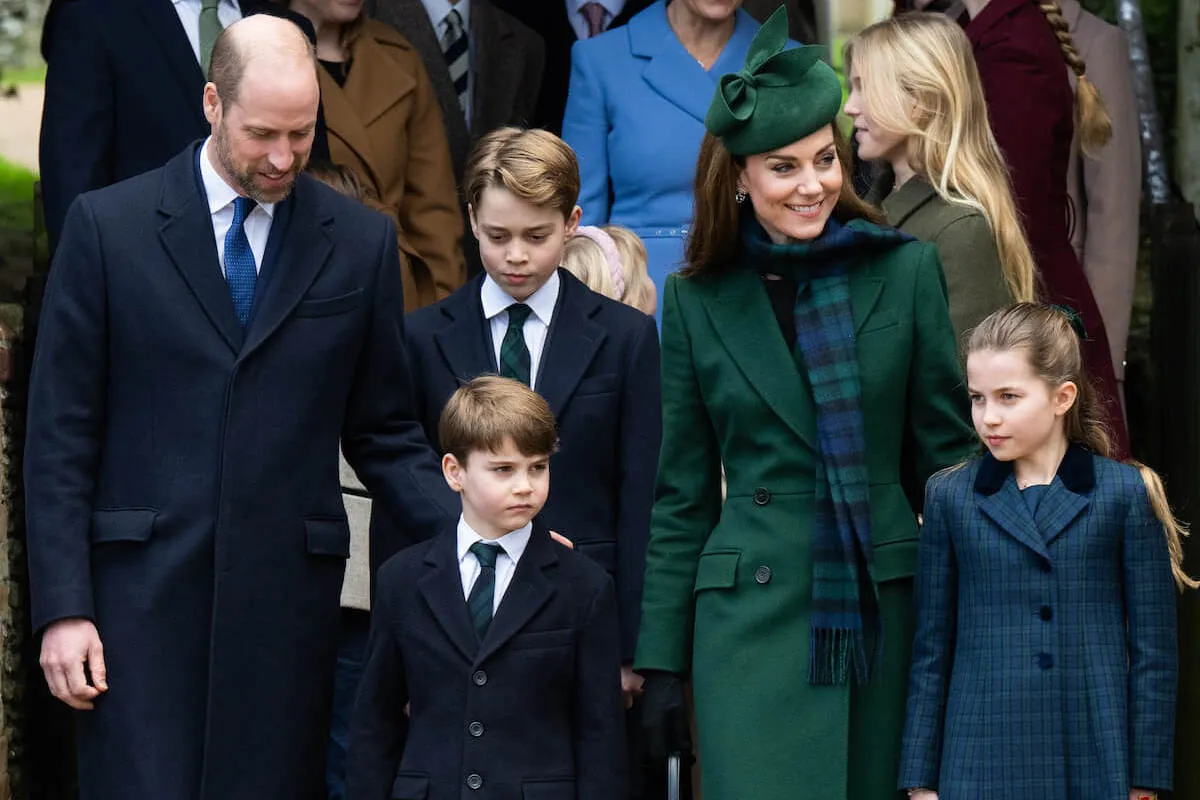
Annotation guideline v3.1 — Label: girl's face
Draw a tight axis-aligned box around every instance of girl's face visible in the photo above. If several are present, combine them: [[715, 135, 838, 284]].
[[843, 63, 909, 164], [738, 125, 843, 244], [967, 348, 1077, 462]]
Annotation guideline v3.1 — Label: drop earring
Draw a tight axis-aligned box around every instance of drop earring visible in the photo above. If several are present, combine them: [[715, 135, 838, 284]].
[[735, 188, 748, 204]]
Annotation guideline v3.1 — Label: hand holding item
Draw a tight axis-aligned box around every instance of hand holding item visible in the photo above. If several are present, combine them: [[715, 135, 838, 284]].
[[640, 670, 692, 761]]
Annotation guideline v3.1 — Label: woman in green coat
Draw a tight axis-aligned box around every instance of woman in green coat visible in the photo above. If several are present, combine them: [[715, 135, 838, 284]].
[[844, 13, 1037, 342], [635, 9, 977, 799]]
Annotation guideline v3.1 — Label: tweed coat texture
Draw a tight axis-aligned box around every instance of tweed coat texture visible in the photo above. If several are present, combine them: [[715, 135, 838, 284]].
[[634, 239, 977, 800], [899, 446, 1179, 798]]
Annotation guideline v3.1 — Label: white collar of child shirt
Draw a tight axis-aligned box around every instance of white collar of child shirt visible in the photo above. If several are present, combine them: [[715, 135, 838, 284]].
[[480, 270, 560, 390], [198, 137, 276, 276], [421, 0, 470, 32], [456, 515, 533, 612]]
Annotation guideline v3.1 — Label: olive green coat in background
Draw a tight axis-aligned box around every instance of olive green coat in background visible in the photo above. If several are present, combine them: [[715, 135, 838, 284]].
[[869, 172, 1016, 347], [635, 241, 977, 800]]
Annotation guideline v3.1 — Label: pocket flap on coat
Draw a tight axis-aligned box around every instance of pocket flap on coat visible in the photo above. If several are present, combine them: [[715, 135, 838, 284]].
[[693, 550, 740, 592], [390, 773, 429, 799], [871, 538, 918, 583], [522, 779, 576, 800], [294, 288, 364, 318], [91, 508, 157, 544], [304, 518, 352, 558]]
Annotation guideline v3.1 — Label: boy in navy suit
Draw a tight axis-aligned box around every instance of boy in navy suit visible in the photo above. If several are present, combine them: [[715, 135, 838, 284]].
[[394, 127, 661, 705], [348, 376, 627, 800]]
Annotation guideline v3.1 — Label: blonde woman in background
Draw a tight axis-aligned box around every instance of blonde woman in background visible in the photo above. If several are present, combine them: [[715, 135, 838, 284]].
[[563, 225, 658, 315], [845, 13, 1036, 342]]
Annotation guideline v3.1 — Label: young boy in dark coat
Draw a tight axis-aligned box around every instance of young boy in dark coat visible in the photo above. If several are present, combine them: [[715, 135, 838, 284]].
[[347, 376, 627, 800]]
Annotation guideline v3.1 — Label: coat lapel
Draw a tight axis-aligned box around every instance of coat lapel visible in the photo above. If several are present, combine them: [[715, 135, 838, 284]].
[[1037, 445, 1095, 545], [135, 0, 208, 132], [238, 177, 334, 360], [628, 4, 717, 124], [434, 277, 498, 381], [418, 529, 480, 663], [973, 453, 1049, 558], [157, 145, 243, 354], [536, 272, 606, 418], [880, 177, 939, 229], [475, 529, 558, 664]]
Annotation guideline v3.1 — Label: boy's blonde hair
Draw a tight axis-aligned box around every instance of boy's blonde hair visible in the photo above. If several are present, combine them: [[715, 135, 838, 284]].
[[562, 225, 657, 315], [439, 376, 559, 464], [464, 127, 580, 220]]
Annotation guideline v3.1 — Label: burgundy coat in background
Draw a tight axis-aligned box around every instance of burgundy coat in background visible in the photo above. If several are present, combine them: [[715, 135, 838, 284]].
[[966, 0, 1130, 458]]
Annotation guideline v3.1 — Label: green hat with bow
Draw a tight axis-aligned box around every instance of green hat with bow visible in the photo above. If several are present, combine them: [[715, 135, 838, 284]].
[[705, 7, 843, 156]]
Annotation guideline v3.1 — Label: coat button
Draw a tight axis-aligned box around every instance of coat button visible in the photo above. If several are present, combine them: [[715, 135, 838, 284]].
[[466, 773, 484, 790], [468, 721, 484, 738], [1037, 653, 1053, 670], [1038, 559, 1052, 574], [753, 488, 771, 505], [472, 670, 487, 686], [1039, 605, 1053, 621], [754, 565, 772, 584]]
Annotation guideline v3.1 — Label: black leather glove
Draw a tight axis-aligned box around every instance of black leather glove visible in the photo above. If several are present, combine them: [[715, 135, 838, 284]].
[[639, 670, 692, 763]]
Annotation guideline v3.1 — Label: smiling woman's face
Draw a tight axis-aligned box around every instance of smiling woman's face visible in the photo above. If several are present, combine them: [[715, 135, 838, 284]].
[[738, 125, 843, 244]]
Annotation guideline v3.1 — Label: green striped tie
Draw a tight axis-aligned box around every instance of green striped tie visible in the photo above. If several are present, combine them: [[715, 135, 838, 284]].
[[499, 303, 533, 385], [467, 542, 501, 639], [199, 0, 224, 79]]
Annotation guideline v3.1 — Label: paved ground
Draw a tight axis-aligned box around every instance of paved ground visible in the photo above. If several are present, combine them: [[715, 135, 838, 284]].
[[0, 84, 43, 172]]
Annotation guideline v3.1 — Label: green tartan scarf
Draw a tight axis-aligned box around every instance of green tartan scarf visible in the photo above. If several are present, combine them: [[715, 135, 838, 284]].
[[741, 216, 914, 684]]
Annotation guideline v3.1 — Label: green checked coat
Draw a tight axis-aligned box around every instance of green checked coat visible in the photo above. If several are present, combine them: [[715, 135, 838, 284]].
[[635, 237, 977, 800]]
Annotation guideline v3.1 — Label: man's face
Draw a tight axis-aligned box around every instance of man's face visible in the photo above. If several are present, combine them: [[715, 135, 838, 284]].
[[204, 60, 319, 203]]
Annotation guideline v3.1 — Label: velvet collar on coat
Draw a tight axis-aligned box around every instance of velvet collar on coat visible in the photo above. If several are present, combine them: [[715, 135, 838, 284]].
[[974, 442, 1097, 496]]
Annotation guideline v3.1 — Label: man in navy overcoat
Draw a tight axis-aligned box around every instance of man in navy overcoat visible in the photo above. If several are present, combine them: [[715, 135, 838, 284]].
[[25, 16, 454, 800]]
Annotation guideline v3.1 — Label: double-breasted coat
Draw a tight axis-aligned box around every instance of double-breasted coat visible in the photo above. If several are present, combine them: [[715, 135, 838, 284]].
[[24, 145, 457, 799], [634, 241, 977, 800], [900, 447, 1178, 797], [318, 19, 465, 312]]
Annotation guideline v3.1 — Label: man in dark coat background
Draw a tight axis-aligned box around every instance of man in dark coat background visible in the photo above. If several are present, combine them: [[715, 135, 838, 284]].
[[38, 0, 332, 252], [26, 15, 454, 799]]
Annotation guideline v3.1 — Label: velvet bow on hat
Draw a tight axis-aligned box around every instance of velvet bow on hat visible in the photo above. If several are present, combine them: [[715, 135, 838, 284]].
[[705, 6, 844, 156]]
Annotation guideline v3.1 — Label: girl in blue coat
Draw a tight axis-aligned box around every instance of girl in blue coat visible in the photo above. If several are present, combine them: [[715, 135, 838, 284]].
[[900, 303, 1194, 800]]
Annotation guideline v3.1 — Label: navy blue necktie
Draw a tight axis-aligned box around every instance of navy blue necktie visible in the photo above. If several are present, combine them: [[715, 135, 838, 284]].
[[467, 541, 501, 639], [224, 196, 257, 326]]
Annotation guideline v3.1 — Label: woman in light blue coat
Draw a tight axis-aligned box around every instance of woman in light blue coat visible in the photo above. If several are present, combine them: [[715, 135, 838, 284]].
[[562, 0, 760, 325]]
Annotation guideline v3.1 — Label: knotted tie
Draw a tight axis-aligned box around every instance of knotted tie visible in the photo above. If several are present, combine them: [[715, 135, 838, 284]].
[[499, 303, 533, 385], [224, 196, 257, 326], [441, 8, 469, 113], [467, 541, 502, 639], [579, 1, 608, 38], [199, 0, 223, 78]]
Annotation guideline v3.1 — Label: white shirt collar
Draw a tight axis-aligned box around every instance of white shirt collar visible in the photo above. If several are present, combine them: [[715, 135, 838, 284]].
[[456, 514, 533, 564], [421, 0, 470, 30], [198, 138, 277, 219], [568, 0, 625, 18], [480, 270, 560, 326]]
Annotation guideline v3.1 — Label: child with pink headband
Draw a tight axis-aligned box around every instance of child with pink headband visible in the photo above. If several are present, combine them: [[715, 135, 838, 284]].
[[564, 225, 657, 316]]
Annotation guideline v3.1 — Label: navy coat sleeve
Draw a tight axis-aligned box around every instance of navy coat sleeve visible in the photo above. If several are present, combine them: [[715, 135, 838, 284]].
[[574, 576, 629, 800], [341, 216, 458, 567], [346, 557, 411, 800], [898, 470, 959, 791], [39, 2, 115, 249], [614, 313, 660, 660], [24, 195, 109, 631], [1124, 472, 1179, 790]]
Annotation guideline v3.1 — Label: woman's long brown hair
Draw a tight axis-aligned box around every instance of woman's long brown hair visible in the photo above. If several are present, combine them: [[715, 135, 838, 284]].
[[682, 125, 882, 278]]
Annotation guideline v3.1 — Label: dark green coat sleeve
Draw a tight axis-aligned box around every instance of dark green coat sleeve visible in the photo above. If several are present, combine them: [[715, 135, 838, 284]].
[[906, 246, 979, 501], [931, 214, 1015, 345], [634, 275, 723, 674]]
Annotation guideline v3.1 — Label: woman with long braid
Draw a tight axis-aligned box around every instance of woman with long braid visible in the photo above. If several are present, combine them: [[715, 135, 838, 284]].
[[962, 0, 1130, 457]]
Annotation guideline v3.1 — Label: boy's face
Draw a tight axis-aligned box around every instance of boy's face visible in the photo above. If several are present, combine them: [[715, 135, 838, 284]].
[[470, 187, 582, 302], [442, 436, 551, 540]]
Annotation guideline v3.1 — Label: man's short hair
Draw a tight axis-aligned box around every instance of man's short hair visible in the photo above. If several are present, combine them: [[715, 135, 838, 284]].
[[464, 127, 581, 220], [208, 17, 317, 106], [439, 376, 558, 463]]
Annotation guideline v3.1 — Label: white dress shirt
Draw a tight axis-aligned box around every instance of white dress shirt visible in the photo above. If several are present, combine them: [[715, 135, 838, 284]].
[[481, 270, 560, 391], [199, 138, 276, 276], [457, 516, 533, 613], [420, 0, 473, 125], [566, 0, 627, 39], [172, 0, 243, 67]]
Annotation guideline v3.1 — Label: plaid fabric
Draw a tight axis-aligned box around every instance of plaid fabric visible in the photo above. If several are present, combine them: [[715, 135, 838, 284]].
[[742, 216, 913, 684]]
